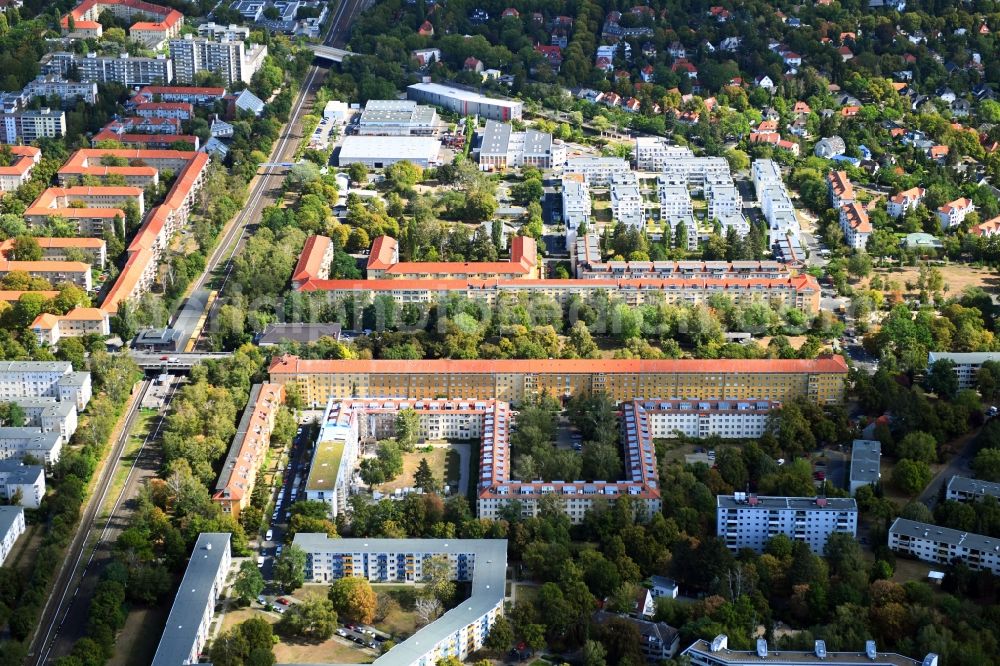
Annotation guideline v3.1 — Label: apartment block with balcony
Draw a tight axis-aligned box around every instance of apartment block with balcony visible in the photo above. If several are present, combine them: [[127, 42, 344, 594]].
[[716, 494, 858, 553], [0, 507, 25, 567], [944, 475, 1000, 503], [169, 35, 267, 85], [888, 518, 1000, 575]]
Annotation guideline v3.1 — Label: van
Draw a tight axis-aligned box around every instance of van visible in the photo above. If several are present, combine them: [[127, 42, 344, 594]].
[[265, 529, 273, 541]]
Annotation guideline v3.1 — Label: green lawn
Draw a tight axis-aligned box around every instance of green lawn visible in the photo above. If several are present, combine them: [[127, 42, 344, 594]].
[[97, 408, 158, 523]]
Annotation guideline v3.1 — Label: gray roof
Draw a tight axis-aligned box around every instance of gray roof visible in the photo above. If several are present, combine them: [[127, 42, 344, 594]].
[[850, 439, 882, 486], [717, 495, 858, 512], [946, 475, 1000, 499], [0, 460, 45, 485], [927, 351, 1000, 365], [0, 361, 72, 374], [0, 429, 61, 450], [134, 328, 182, 346], [479, 120, 512, 158], [214, 384, 263, 493], [523, 129, 552, 157], [592, 610, 679, 649], [0, 506, 23, 538], [259, 323, 342, 345], [59, 372, 90, 387], [151, 533, 231, 666], [339, 136, 441, 162], [289, 536, 507, 666], [890, 517, 1000, 553], [650, 575, 678, 590], [360, 99, 436, 126], [233, 89, 265, 115]]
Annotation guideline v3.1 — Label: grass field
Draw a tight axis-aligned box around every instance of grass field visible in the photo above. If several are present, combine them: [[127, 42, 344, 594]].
[[97, 408, 158, 522], [220, 607, 375, 664], [377, 447, 448, 493], [870, 264, 1000, 297]]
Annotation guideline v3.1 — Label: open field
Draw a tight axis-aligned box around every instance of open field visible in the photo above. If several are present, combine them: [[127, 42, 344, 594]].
[[870, 264, 1000, 297], [377, 446, 448, 493], [109, 605, 168, 666], [219, 607, 376, 664]]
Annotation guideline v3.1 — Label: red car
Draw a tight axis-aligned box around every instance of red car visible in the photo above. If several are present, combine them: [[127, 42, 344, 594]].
[[276, 597, 291, 606], [814, 471, 826, 481]]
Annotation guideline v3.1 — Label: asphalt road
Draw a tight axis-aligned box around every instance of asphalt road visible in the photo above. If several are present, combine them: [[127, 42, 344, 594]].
[[919, 427, 982, 508], [28, 380, 153, 666]]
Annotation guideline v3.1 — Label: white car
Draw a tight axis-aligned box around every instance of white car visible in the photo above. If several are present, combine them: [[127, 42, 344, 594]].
[[256, 556, 265, 567]]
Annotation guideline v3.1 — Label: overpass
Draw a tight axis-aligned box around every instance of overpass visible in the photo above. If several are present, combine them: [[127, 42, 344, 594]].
[[308, 44, 355, 62], [128, 351, 233, 372]]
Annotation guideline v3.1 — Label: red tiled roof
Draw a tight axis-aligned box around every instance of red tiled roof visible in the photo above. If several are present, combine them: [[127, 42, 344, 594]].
[[269, 354, 850, 375], [292, 235, 332, 284]]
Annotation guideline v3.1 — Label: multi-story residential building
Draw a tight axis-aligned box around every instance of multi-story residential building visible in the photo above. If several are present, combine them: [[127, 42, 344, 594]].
[[0, 260, 92, 290], [927, 351, 1000, 389], [0, 361, 92, 411], [268, 355, 849, 408], [60, 0, 183, 44], [358, 99, 438, 136], [292, 536, 507, 665], [887, 187, 925, 217], [407, 82, 522, 121], [641, 399, 777, 439], [592, 612, 680, 662], [752, 160, 800, 261], [135, 101, 193, 121], [937, 197, 975, 229], [291, 234, 334, 288], [0, 106, 65, 144], [888, 518, 1000, 574], [0, 237, 106, 266], [365, 235, 538, 280], [634, 137, 694, 170], [12, 396, 78, 440], [196, 21, 250, 41], [839, 202, 873, 250], [128, 85, 227, 107], [705, 173, 746, 235], [716, 494, 858, 552], [657, 176, 693, 217], [296, 273, 821, 316], [827, 170, 855, 208], [0, 506, 25, 567], [573, 234, 791, 279], [945, 475, 1000, 503], [477, 120, 564, 170], [0, 460, 45, 508], [303, 399, 360, 517], [562, 174, 591, 235], [849, 439, 881, 494], [169, 34, 267, 85], [682, 635, 933, 666], [25, 186, 144, 237], [659, 156, 730, 185], [0, 428, 63, 464], [0, 145, 40, 193], [31, 308, 111, 346], [22, 75, 98, 105], [565, 157, 630, 185], [151, 533, 232, 666], [611, 171, 644, 227], [212, 384, 284, 520], [41, 52, 173, 86]]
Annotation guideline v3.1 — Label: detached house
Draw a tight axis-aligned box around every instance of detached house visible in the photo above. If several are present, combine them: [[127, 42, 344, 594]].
[[887, 187, 925, 217]]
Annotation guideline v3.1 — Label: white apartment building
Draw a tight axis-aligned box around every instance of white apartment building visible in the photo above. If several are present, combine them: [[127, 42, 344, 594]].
[[926, 351, 1000, 389], [717, 494, 858, 553], [887, 187, 925, 218], [0, 107, 65, 144], [635, 137, 694, 170], [945, 475, 1000, 503], [752, 159, 801, 250], [888, 518, 1000, 575], [0, 506, 25, 567], [151, 533, 232, 666], [304, 400, 360, 518], [0, 362, 92, 411], [660, 156, 731, 185], [22, 75, 98, 104], [0, 460, 45, 508], [0, 428, 63, 465], [611, 171, 644, 228], [839, 202, 872, 250], [41, 52, 174, 86], [657, 176, 693, 217], [13, 397, 78, 439], [643, 399, 776, 439], [827, 170, 854, 209], [169, 35, 267, 85], [196, 22, 251, 41], [565, 157, 630, 185], [562, 174, 591, 234], [292, 536, 507, 666], [705, 173, 748, 236], [682, 635, 933, 666]]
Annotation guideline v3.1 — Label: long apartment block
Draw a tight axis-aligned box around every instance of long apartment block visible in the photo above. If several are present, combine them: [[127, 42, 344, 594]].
[[945, 475, 1000, 502], [0, 361, 92, 410], [25, 186, 145, 235], [212, 384, 284, 520], [364, 235, 538, 280], [682, 635, 935, 666], [888, 518, 1000, 575], [268, 355, 849, 407], [41, 52, 174, 86], [716, 493, 858, 553], [292, 536, 507, 666], [926, 351, 1000, 389]]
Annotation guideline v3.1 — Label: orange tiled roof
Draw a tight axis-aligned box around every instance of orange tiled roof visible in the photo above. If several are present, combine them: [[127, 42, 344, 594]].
[[292, 235, 332, 284]]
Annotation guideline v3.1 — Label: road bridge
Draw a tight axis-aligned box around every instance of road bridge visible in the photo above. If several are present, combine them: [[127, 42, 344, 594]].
[[308, 44, 355, 62]]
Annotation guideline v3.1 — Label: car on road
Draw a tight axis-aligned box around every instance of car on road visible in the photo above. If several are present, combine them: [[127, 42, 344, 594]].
[[265, 529, 273, 541], [276, 544, 283, 556], [256, 556, 265, 567]]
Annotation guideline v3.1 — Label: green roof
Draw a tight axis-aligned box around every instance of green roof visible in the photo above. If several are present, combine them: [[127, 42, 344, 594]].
[[306, 439, 344, 491]]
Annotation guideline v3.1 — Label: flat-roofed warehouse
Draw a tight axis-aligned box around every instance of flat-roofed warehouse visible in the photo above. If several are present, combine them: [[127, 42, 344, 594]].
[[407, 82, 523, 121], [337, 136, 442, 169], [358, 99, 438, 136]]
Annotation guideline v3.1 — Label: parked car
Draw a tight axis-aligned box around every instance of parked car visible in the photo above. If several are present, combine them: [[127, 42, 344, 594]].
[[277, 597, 291, 606], [256, 556, 265, 567]]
